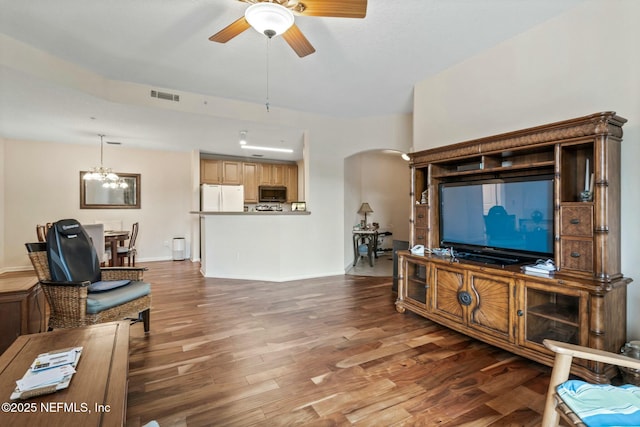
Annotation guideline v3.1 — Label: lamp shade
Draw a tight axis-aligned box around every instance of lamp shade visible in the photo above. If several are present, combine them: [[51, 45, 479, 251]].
[[245, 3, 294, 38], [358, 203, 373, 214]]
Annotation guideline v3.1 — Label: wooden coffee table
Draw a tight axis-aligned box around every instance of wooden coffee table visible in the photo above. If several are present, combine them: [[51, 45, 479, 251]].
[[0, 321, 129, 426]]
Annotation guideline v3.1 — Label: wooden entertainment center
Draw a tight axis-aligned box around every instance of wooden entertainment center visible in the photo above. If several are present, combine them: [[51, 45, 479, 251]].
[[397, 112, 632, 383]]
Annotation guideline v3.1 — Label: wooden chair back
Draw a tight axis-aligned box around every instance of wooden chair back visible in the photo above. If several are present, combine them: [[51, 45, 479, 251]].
[[542, 339, 640, 426], [128, 222, 139, 250], [36, 223, 52, 242]]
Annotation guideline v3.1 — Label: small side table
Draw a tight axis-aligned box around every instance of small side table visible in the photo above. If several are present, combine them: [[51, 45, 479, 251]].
[[0, 321, 129, 426], [0, 276, 47, 354], [352, 229, 379, 267]]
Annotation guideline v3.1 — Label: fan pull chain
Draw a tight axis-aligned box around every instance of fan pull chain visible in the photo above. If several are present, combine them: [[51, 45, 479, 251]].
[[265, 37, 270, 112]]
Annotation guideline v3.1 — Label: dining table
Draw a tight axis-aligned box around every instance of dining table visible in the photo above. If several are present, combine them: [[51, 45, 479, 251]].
[[104, 230, 130, 266]]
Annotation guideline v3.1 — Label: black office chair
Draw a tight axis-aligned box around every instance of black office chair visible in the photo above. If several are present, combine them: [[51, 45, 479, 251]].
[[484, 205, 517, 242]]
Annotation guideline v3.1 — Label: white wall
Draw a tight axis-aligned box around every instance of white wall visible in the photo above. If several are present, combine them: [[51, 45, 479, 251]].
[[413, 0, 640, 339], [3, 138, 192, 270]]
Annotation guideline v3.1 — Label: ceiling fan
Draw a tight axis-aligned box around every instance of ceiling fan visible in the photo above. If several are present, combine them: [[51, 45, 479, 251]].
[[209, 0, 367, 57]]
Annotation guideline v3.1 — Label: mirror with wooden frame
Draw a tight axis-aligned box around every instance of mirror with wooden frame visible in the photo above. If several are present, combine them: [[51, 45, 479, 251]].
[[80, 172, 140, 209]]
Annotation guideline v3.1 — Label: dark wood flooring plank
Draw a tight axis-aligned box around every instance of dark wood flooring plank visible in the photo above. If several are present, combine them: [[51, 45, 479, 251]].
[[125, 261, 551, 426]]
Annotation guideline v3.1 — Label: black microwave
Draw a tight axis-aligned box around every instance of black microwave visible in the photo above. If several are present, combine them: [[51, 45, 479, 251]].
[[259, 186, 287, 202]]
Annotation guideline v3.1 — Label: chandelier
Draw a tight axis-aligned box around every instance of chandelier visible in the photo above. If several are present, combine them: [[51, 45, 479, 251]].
[[83, 134, 128, 188]]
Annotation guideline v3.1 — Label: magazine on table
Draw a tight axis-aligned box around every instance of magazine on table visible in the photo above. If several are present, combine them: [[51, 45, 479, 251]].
[[522, 259, 556, 277], [10, 347, 82, 400]]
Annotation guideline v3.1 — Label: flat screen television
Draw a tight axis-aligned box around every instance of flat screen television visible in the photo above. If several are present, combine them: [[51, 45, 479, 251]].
[[439, 176, 554, 264]]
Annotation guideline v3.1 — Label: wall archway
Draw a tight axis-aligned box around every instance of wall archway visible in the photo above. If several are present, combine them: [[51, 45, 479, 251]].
[[343, 149, 411, 270]]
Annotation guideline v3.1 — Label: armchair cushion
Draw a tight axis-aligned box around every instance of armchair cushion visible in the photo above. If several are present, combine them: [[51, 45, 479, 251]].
[[88, 279, 131, 293], [86, 281, 151, 314], [556, 380, 640, 426]]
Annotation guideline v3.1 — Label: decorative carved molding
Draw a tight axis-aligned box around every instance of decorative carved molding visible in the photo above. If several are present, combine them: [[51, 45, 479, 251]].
[[411, 112, 626, 165]]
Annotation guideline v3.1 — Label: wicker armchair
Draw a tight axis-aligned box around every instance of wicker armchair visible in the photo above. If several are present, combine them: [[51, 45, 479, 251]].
[[542, 339, 640, 426], [26, 242, 151, 332]]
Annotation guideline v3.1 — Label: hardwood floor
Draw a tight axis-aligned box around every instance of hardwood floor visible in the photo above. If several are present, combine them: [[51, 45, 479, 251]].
[[126, 260, 553, 426]]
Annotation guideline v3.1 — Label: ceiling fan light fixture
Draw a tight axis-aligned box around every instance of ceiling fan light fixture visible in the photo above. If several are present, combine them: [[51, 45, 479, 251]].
[[245, 3, 294, 38]]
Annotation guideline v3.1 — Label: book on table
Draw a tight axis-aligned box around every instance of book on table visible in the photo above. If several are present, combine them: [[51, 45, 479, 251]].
[[522, 259, 556, 277]]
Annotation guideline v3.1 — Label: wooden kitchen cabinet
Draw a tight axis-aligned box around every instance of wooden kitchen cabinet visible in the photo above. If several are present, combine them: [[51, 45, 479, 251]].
[[201, 158, 300, 203], [201, 159, 222, 184], [222, 161, 242, 185], [200, 159, 242, 184], [258, 163, 271, 185], [285, 164, 298, 202], [243, 162, 258, 203], [259, 163, 285, 186]]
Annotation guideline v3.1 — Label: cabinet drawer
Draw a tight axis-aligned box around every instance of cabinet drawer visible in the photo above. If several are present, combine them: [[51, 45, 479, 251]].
[[415, 206, 428, 227], [560, 205, 593, 237], [414, 227, 428, 245], [560, 239, 593, 272]]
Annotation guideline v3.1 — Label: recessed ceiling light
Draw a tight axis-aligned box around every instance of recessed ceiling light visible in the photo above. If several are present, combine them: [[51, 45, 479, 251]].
[[241, 145, 293, 153]]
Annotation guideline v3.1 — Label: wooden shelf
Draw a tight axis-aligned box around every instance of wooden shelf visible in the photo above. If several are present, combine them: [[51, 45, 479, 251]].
[[528, 326, 578, 345], [431, 160, 555, 178], [528, 303, 579, 326]]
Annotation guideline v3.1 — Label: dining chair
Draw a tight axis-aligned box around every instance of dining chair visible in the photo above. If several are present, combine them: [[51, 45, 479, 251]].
[[541, 339, 640, 426], [82, 223, 110, 266], [117, 222, 138, 266], [36, 224, 47, 242], [35, 223, 53, 242]]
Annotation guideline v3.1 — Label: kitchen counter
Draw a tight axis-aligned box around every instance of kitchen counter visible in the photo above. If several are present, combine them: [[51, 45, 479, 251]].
[[195, 211, 325, 282]]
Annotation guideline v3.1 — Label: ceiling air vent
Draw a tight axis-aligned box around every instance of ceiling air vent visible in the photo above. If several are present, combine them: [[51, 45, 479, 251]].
[[150, 90, 180, 102]]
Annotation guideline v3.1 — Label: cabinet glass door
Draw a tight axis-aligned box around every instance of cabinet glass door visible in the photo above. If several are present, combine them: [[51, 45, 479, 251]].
[[523, 284, 586, 348], [405, 261, 428, 305]]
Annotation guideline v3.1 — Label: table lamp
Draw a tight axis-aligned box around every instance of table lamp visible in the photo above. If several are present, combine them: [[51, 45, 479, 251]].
[[358, 203, 373, 228]]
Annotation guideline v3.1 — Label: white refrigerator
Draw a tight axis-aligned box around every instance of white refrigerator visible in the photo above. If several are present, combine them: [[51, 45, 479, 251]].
[[201, 184, 244, 212]]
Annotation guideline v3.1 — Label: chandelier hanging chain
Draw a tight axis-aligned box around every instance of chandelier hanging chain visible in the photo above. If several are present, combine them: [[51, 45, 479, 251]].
[[83, 134, 128, 189], [266, 37, 271, 112], [99, 134, 105, 167]]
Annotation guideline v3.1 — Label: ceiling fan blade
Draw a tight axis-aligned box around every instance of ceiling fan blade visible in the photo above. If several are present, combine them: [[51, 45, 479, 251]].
[[209, 16, 251, 43], [297, 0, 367, 18], [282, 24, 316, 57]]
